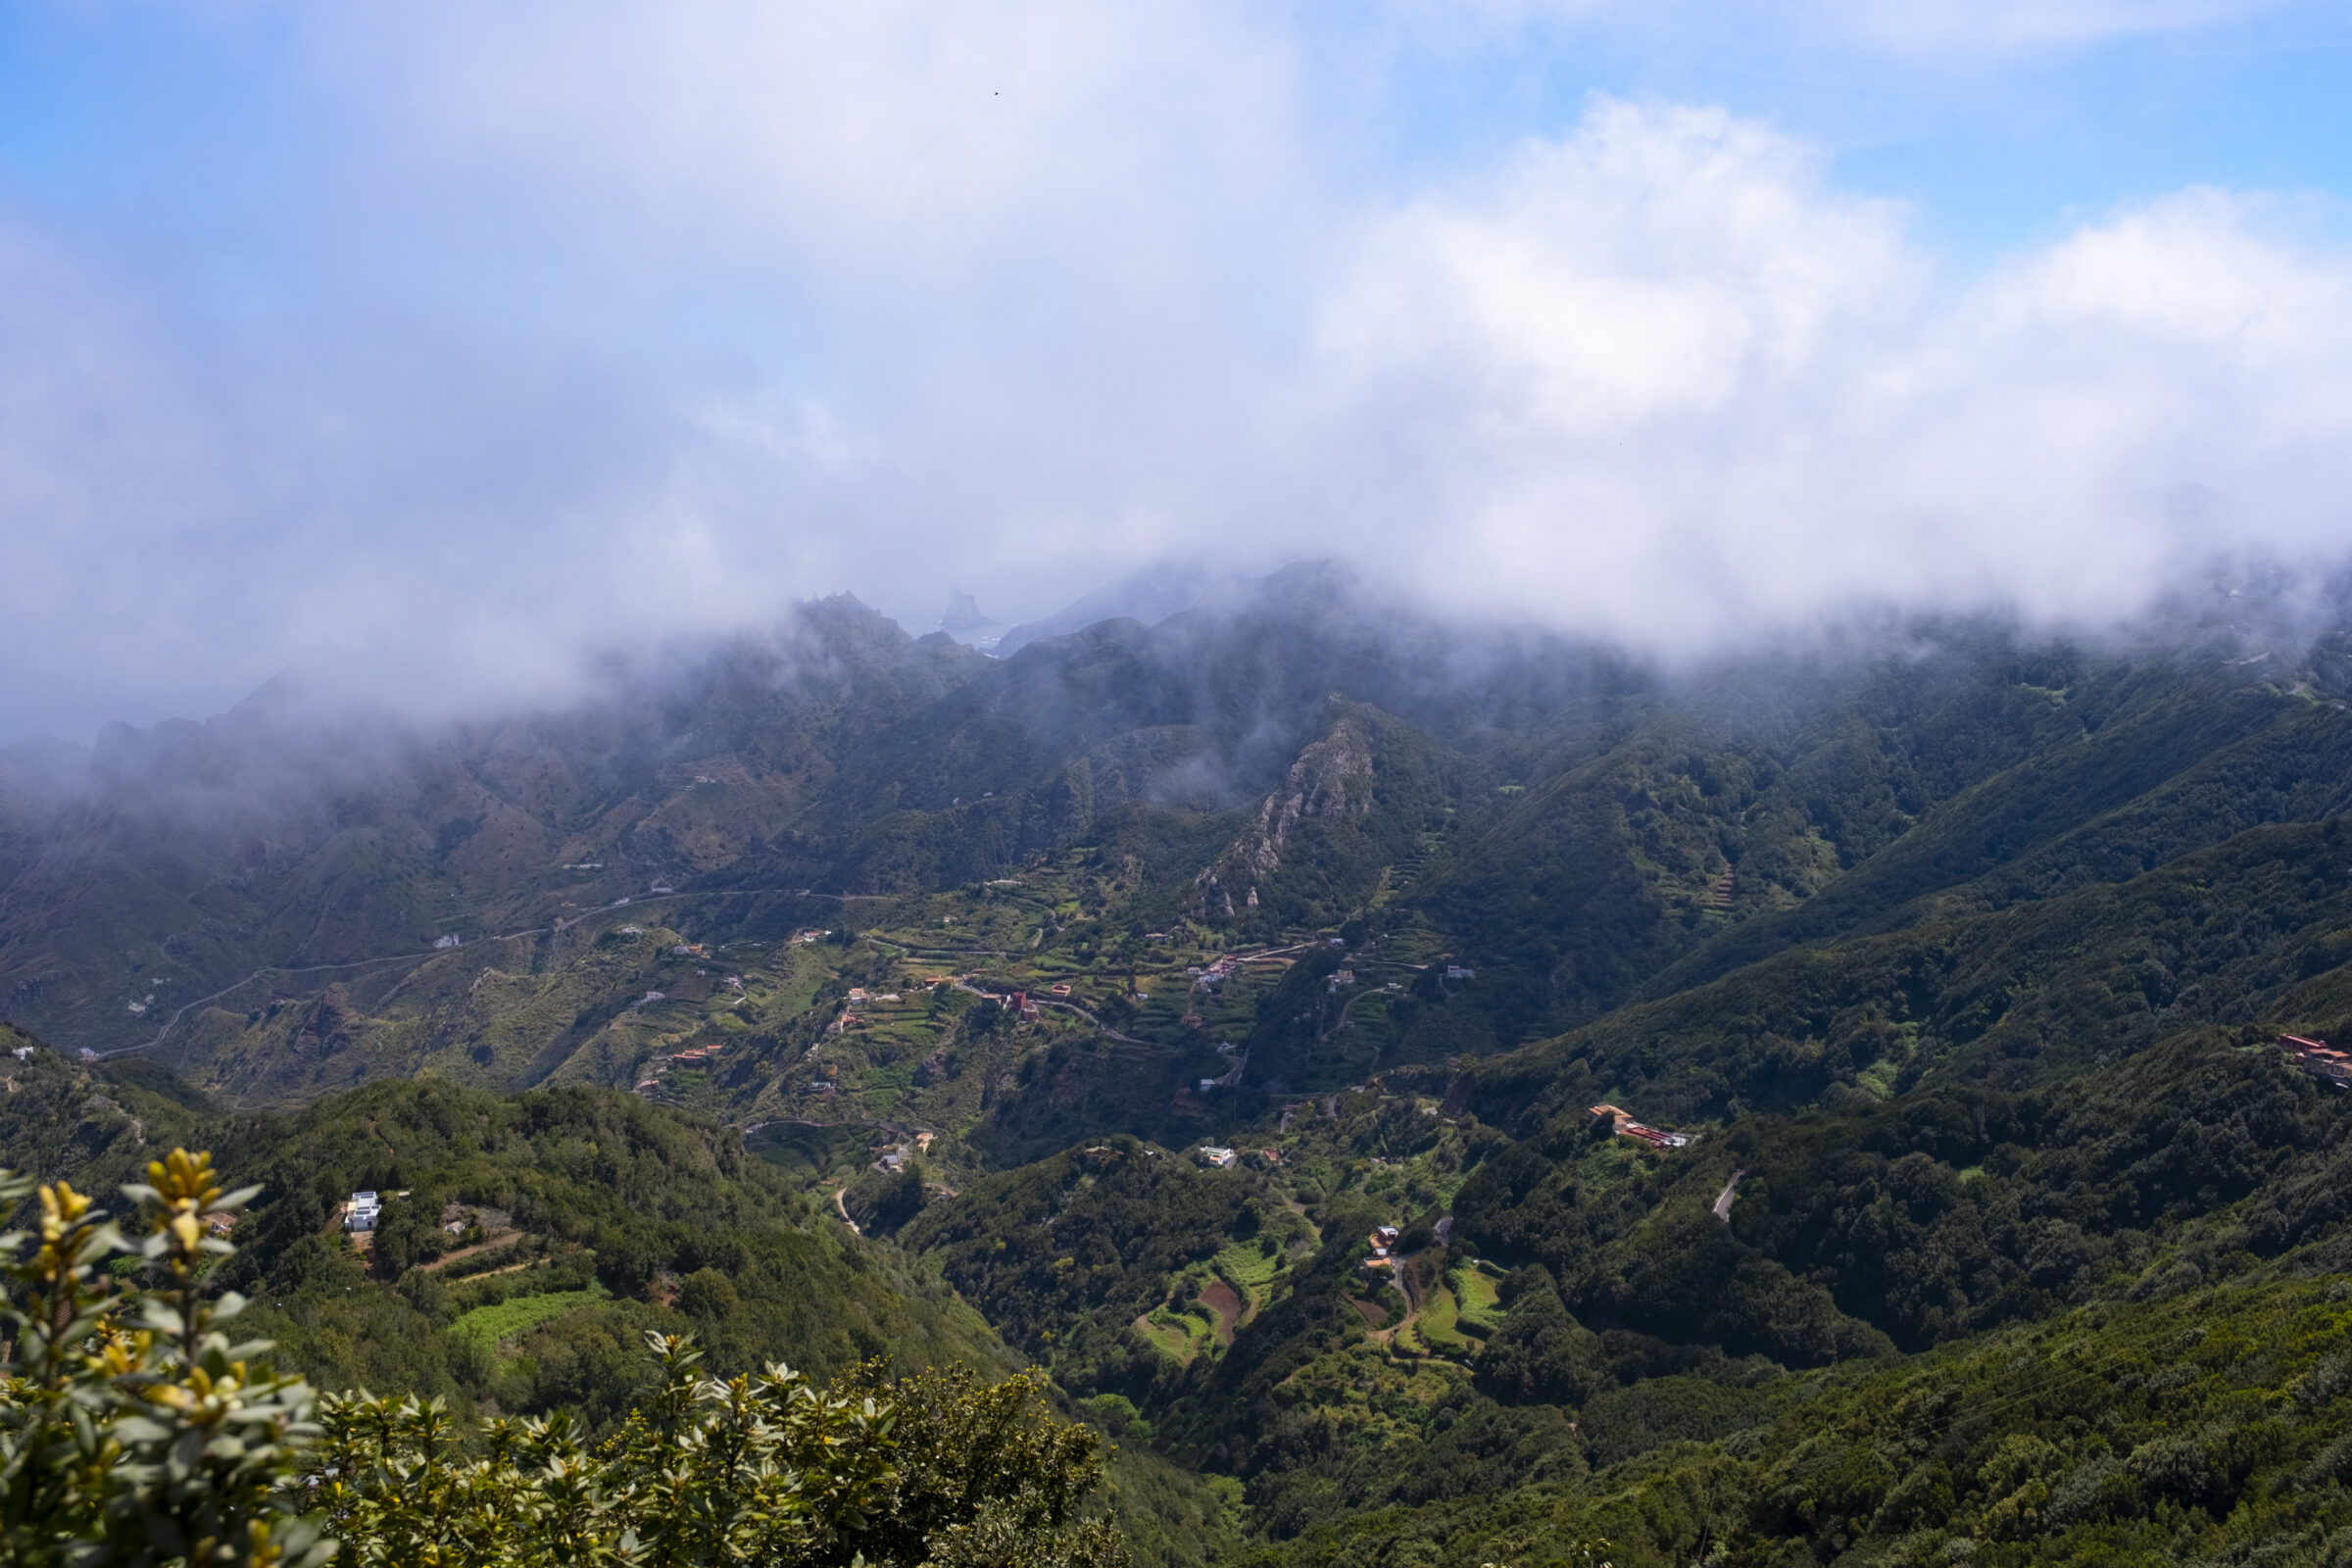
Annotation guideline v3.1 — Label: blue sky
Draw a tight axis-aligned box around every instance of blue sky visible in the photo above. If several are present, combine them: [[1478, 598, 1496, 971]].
[[2, 2, 2350, 740], [9, 3, 2346, 269], [1324, 4, 2352, 252]]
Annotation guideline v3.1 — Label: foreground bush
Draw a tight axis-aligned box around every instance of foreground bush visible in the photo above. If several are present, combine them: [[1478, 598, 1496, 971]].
[[0, 1150, 1126, 1567]]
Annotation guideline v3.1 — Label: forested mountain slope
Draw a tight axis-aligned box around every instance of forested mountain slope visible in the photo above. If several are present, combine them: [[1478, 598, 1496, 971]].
[[0, 1037, 1004, 1406], [0, 1035, 1235, 1566], [9, 571, 2352, 1564]]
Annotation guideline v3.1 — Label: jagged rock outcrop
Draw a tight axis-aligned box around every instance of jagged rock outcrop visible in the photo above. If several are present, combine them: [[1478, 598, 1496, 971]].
[[1194, 707, 1376, 919]]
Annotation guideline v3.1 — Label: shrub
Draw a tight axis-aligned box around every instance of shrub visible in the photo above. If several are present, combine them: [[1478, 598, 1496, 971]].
[[1, 1150, 1131, 1568]]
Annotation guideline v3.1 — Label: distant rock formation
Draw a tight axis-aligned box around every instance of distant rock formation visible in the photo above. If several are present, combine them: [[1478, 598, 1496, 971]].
[[937, 590, 1011, 651]]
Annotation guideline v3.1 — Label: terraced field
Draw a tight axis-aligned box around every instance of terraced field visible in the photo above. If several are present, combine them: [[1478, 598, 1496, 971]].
[[1208, 1237, 1289, 1320], [1446, 1261, 1503, 1335], [1135, 1302, 1221, 1364], [449, 1285, 612, 1357]]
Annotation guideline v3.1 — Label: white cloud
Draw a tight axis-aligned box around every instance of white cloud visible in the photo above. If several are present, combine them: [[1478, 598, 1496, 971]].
[[0, 221, 263, 729], [2, 3, 2351, 740], [1317, 102, 1915, 436], [315, 0, 1306, 284], [1293, 103, 2352, 644]]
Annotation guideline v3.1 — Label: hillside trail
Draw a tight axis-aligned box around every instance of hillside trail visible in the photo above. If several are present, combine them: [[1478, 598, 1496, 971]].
[[1318, 987, 1368, 1045], [416, 1230, 524, 1273], [832, 1185, 860, 1235], [943, 974, 1168, 1051], [1370, 1252, 1426, 1348]]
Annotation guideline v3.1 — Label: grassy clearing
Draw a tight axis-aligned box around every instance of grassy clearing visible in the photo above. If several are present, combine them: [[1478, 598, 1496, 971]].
[[1413, 1283, 1475, 1358], [1136, 1304, 1218, 1365], [1210, 1238, 1288, 1316], [1448, 1264, 1503, 1334], [450, 1285, 610, 1353]]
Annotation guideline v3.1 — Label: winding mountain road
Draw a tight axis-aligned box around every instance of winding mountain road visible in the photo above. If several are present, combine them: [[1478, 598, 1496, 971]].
[[1713, 1169, 1745, 1224], [98, 885, 883, 1060]]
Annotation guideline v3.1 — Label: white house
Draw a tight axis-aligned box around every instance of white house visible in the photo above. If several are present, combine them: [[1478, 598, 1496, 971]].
[[1198, 1147, 1238, 1169]]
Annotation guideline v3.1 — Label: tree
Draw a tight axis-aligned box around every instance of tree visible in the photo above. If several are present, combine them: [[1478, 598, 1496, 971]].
[[864, 1164, 928, 1237], [1474, 1265, 1603, 1407]]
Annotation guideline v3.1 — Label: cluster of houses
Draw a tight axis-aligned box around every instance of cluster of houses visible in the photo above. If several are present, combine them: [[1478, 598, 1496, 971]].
[[872, 1131, 939, 1174], [993, 989, 1041, 1019], [1196, 1144, 1282, 1170], [2282, 1034, 2352, 1087], [1590, 1103, 1692, 1149], [1362, 1224, 1401, 1274], [634, 1040, 728, 1094], [1173, 955, 1252, 1040]]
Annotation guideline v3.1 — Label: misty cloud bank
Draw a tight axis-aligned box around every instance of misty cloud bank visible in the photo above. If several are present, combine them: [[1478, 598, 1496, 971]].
[[2, 0, 2348, 740]]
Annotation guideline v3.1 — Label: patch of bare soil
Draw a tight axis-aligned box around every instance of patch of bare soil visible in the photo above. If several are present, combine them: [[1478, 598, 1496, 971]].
[[1200, 1279, 1243, 1344]]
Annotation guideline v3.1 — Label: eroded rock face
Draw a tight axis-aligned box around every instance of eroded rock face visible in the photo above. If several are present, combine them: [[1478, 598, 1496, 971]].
[[1194, 710, 1375, 915]]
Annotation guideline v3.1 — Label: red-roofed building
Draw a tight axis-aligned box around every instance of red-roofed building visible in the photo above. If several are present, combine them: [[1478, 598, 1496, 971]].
[[2282, 1035, 2352, 1087], [1589, 1103, 1692, 1150]]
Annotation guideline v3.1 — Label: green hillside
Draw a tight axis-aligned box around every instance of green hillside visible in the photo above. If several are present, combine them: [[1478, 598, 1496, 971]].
[[0, 1045, 1006, 1408], [11, 581, 2352, 1562]]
